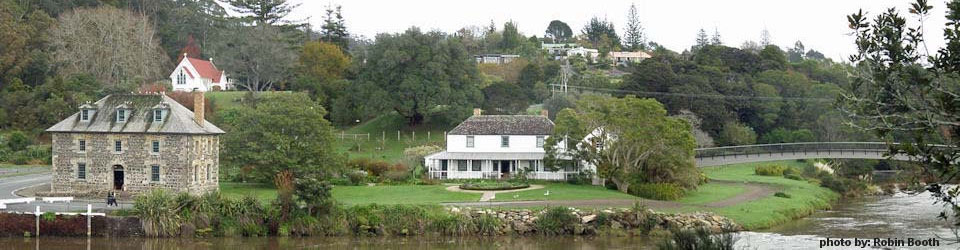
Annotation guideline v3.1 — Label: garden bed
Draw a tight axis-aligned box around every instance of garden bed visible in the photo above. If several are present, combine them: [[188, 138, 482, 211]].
[[460, 181, 530, 191]]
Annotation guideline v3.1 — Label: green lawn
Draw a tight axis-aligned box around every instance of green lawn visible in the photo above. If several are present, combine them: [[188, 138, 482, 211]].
[[331, 185, 480, 205], [676, 182, 746, 205], [205, 91, 295, 111], [490, 183, 637, 202], [695, 160, 839, 230], [337, 111, 450, 163]]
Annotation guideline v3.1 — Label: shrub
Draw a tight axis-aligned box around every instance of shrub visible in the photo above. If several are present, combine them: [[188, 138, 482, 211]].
[[402, 145, 442, 165], [534, 207, 578, 235], [565, 170, 594, 185], [784, 174, 804, 181], [344, 170, 367, 185], [658, 227, 736, 250], [774, 192, 791, 198], [133, 190, 183, 237], [383, 170, 411, 183], [629, 183, 686, 201], [755, 165, 788, 176], [460, 181, 529, 191], [348, 158, 392, 177], [6, 131, 30, 151]]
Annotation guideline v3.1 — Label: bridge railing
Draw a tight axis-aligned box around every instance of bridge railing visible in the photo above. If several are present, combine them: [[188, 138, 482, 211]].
[[694, 142, 894, 159]]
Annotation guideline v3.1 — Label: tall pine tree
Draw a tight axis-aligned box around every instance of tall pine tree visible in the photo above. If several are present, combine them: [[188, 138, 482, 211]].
[[623, 3, 645, 50], [320, 4, 349, 52]]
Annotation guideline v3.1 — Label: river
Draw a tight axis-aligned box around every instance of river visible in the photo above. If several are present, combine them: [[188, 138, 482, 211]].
[[0, 191, 956, 250]]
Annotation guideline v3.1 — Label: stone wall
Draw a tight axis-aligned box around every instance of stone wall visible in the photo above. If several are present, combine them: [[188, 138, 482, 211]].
[[50, 132, 219, 196], [448, 207, 741, 235]]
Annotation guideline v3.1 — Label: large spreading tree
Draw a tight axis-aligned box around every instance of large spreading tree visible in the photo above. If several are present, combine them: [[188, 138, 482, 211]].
[[545, 95, 699, 193], [839, 0, 960, 227], [357, 27, 483, 125], [221, 92, 344, 182]]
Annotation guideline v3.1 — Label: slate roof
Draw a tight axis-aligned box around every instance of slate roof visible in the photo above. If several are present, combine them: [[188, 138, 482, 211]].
[[448, 115, 553, 135], [46, 94, 225, 135]]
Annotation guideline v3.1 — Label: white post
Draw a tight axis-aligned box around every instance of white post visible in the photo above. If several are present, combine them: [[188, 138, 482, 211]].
[[35, 206, 40, 237], [86, 204, 92, 237]]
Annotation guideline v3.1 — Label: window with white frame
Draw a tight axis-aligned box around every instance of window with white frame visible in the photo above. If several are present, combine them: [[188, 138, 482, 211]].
[[471, 160, 481, 171], [501, 136, 509, 148], [177, 70, 186, 85], [457, 160, 467, 171], [151, 140, 160, 153], [114, 140, 122, 152], [78, 139, 85, 152], [466, 136, 474, 148], [77, 163, 86, 179], [116, 109, 126, 122], [81, 110, 90, 121], [536, 136, 545, 148], [153, 109, 163, 122]]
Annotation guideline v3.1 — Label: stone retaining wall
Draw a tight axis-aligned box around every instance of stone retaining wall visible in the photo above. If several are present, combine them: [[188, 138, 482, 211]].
[[448, 207, 741, 235]]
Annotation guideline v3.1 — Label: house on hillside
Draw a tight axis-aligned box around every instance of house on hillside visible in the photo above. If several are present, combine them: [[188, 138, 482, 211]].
[[46, 92, 224, 196], [424, 109, 584, 180], [475, 54, 520, 64], [541, 43, 579, 59], [610, 51, 652, 66], [567, 47, 599, 61], [170, 54, 234, 92]]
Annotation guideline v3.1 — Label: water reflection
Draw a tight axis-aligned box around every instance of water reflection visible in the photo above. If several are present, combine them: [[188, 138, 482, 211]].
[[0, 236, 658, 250]]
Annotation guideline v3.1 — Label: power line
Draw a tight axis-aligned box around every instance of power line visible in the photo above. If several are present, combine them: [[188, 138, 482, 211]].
[[550, 84, 835, 102]]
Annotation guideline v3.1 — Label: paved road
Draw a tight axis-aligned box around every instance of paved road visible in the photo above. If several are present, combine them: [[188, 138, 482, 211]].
[[0, 173, 131, 212], [0, 173, 49, 199]]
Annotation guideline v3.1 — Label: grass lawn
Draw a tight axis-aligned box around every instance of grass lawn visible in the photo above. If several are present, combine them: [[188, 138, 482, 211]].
[[336, 111, 450, 163], [205, 91, 295, 111], [490, 183, 638, 202], [220, 182, 278, 202], [676, 182, 746, 205], [694, 160, 839, 230], [331, 185, 480, 205]]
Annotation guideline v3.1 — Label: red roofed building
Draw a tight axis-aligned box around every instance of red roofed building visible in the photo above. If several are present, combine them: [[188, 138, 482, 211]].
[[170, 54, 234, 92]]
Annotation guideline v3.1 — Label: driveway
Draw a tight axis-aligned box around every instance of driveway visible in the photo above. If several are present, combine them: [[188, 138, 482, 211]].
[[0, 173, 132, 212]]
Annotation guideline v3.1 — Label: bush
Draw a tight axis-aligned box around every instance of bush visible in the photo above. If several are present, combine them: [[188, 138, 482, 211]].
[[383, 169, 411, 183], [344, 171, 367, 185], [629, 183, 686, 201], [460, 181, 529, 191], [534, 207, 578, 235], [347, 158, 393, 177], [784, 174, 804, 181], [774, 192, 791, 198], [6, 131, 30, 151], [755, 165, 788, 176], [565, 170, 594, 185], [658, 227, 736, 250]]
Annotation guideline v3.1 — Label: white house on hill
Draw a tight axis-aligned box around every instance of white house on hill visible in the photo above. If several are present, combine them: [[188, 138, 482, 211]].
[[170, 55, 233, 92], [425, 109, 583, 180]]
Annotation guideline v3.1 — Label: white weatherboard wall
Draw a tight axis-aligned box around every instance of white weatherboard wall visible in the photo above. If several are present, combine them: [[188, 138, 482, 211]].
[[446, 135, 545, 153], [170, 60, 205, 92]]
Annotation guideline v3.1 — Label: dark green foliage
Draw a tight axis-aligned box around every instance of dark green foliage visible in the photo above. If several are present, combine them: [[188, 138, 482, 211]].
[[221, 93, 344, 182], [545, 20, 573, 42], [629, 183, 686, 201], [774, 192, 792, 198], [351, 27, 483, 126], [483, 82, 529, 114], [784, 174, 804, 181], [534, 207, 579, 235], [295, 177, 333, 216], [225, 0, 297, 25], [5, 131, 30, 151], [657, 228, 736, 250]]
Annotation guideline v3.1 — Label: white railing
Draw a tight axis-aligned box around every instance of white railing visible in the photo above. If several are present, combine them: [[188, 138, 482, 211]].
[[42, 197, 73, 203], [0, 197, 36, 205], [529, 172, 568, 180]]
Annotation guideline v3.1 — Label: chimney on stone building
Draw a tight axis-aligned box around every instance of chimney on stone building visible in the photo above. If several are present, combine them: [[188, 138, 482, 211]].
[[540, 109, 548, 117], [473, 108, 482, 116], [193, 90, 205, 127]]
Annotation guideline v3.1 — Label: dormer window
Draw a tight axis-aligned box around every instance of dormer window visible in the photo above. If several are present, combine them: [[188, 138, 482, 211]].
[[116, 109, 127, 122], [152, 103, 170, 123], [78, 104, 96, 122], [153, 109, 163, 122]]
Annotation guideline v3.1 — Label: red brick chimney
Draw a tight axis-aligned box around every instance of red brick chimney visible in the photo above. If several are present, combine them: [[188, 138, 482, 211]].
[[193, 90, 204, 127]]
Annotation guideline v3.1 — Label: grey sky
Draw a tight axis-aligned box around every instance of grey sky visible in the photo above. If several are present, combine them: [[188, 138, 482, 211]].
[[283, 0, 950, 61]]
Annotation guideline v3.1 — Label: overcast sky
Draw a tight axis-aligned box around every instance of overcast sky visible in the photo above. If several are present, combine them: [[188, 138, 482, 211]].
[[280, 0, 950, 61]]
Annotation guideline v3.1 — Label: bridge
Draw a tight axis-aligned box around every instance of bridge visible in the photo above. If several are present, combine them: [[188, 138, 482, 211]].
[[694, 142, 922, 167]]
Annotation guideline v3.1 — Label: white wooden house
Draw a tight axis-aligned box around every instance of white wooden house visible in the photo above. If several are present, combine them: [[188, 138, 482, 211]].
[[425, 109, 582, 180], [170, 55, 233, 92]]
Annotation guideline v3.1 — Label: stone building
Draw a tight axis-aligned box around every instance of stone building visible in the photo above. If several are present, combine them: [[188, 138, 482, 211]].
[[46, 92, 224, 196]]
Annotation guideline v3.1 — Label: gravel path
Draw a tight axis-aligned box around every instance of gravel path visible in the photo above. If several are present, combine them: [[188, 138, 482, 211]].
[[444, 180, 781, 209]]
